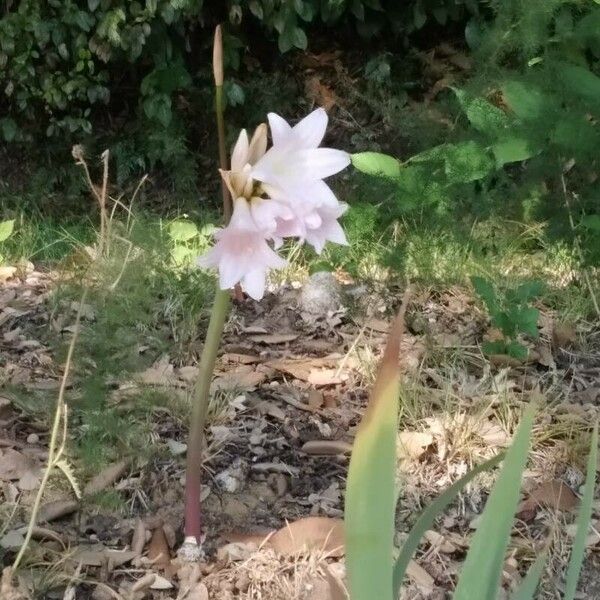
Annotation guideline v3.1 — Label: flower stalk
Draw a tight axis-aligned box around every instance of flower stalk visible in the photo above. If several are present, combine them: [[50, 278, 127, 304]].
[[183, 24, 232, 546]]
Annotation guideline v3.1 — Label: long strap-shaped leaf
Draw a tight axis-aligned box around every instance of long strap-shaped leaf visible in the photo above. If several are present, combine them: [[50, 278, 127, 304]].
[[392, 453, 504, 597], [452, 404, 536, 600], [345, 296, 409, 600], [510, 553, 547, 600], [563, 422, 598, 600]]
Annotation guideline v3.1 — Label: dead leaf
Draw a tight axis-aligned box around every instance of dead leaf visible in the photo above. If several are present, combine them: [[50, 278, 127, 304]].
[[0, 567, 28, 600], [248, 333, 298, 344], [268, 517, 345, 557], [406, 560, 434, 591], [131, 519, 146, 556], [211, 365, 268, 392], [0, 267, 17, 282], [364, 318, 389, 333], [217, 541, 259, 562], [308, 389, 324, 409], [517, 480, 578, 520], [135, 356, 178, 386], [221, 353, 261, 365], [553, 322, 577, 349], [423, 530, 456, 553], [39, 499, 78, 522], [476, 421, 510, 447], [69, 545, 138, 567], [268, 357, 347, 385], [302, 440, 353, 455], [147, 526, 171, 570], [130, 573, 156, 593], [397, 431, 434, 461], [150, 574, 173, 590], [187, 582, 209, 600], [84, 459, 129, 496], [165, 439, 187, 456]]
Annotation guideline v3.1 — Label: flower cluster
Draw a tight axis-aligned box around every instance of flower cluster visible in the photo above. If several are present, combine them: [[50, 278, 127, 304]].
[[198, 108, 350, 300]]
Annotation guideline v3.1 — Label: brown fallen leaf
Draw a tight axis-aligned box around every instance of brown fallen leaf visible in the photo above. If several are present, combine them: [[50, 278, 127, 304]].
[[217, 541, 259, 562], [147, 526, 171, 571], [135, 355, 179, 386], [268, 517, 345, 557], [517, 480, 578, 521], [364, 318, 389, 333], [0, 567, 28, 600], [221, 353, 262, 365], [187, 581, 209, 600], [302, 440, 353, 455], [84, 459, 129, 496], [397, 431, 434, 461], [39, 499, 78, 522], [131, 519, 146, 556], [210, 365, 268, 392], [406, 560, 435, 592], [268, 357, 347, 385], [248, 333, 298, 344], [69, 545, 138, 567], [553, 322, 577, 349]]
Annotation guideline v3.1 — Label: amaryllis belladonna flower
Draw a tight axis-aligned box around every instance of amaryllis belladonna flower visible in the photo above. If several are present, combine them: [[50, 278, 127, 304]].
[[198, 108, 349, 300]]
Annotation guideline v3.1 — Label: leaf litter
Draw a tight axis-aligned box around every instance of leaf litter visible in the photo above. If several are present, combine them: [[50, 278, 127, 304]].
[[1, 268, 600, 598]]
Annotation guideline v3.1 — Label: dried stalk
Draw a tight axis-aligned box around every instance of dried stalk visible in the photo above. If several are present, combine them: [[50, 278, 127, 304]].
[[12, 289, 88, 570]]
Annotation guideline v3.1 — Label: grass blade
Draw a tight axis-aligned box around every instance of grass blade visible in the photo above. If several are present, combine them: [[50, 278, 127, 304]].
[[510, 553, 547, 600], [563, 421, 598, 600], [345, 296, 409, 600], [392, 453, 504, 596], [453, 404, 536, 600]]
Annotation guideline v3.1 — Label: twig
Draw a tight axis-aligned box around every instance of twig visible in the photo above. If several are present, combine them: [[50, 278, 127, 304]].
[[12, 289, 88, 570], [560, 172, 600, 318]]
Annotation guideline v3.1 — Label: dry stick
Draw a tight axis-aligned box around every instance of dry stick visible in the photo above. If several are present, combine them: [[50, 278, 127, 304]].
[[183, 24, 233, 545], [12, 289, 88, 570], [99, 150, 110, 255], [560, 172, 600, 318]]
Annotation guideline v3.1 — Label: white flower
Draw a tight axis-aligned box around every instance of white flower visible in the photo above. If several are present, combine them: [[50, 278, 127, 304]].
[[251, 108, 350, 191], [198, 108, 350, 299], [197, 198, 286, 300]]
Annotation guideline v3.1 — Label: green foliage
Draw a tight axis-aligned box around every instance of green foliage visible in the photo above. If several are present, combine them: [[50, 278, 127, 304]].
[[471, 277, 543, 359], [0, 219, 16, 264]]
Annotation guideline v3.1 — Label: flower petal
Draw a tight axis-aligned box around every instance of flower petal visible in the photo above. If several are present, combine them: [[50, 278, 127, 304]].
[[247, 123, 268, 165], [292, 148, 351, 180], [267, 113, 293, 146], [231, 129, 249, 172], [242, 269, 266, 300], [289, 107, 328, 149]]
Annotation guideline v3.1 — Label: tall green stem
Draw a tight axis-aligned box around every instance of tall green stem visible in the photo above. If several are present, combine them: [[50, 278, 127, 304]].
[[183, 24, 232, 543], [183, 287, 230, 540]]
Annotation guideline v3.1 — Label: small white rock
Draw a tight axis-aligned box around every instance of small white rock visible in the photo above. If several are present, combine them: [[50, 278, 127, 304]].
[[299, 271, 342, 315]]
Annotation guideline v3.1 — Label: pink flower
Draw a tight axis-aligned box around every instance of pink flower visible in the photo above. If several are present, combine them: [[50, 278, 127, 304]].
[[197, 198, 286, 300], [198, 108, 350, 298]]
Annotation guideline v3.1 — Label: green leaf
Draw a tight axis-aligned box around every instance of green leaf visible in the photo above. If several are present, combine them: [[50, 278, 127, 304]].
[[0, 219, 15, 243], [442, 141, 495, 183], [502, 81, 554, 121], [0, 118, 18, 142], [493, 137, 535, 166], [454, 89, 510, 137], [345, 310, 406, 600], [292, 27, 308, 50], [168, 219, 198, 242], [581, 215, 600, 231], [563, 422, 598, 600], [513, 280, 544, 303], [510, 553, 547, 600], [453, 405, 536, 600], [512, 307, 539, 338], [393, 453, 504, 597], [351, 152, 400, 177], [483, 340, 510, 356], [556, 63, 600, 105], [505, 340, 529, 360], [471, 276, 498, 314]]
